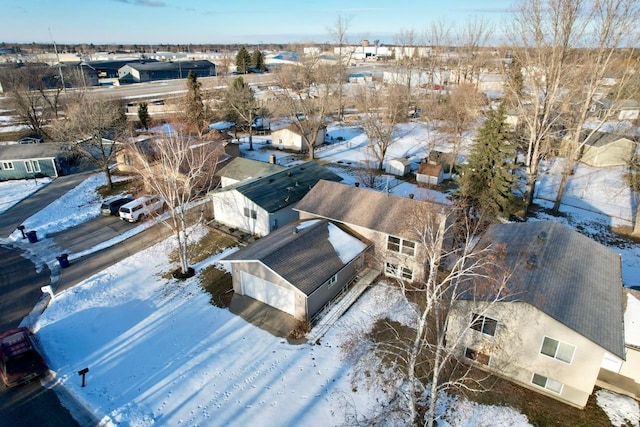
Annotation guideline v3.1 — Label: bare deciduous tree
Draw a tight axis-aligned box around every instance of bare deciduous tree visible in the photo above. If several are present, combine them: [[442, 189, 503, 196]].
[[551, 0, 640, 213], [343, 207, 512, 426], [356, 83, 410, 170], [131, 125, 224, 276], [327, 14, 353, 121], [2, 65, 64, 138], [53, 94, 127, 189]]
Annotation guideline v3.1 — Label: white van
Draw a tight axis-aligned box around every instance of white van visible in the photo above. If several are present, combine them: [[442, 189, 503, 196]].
[[118, 195, 164, 222]]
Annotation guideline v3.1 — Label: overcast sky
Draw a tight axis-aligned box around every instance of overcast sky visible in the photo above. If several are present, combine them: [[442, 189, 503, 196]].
[[1, 0, 512, 45]]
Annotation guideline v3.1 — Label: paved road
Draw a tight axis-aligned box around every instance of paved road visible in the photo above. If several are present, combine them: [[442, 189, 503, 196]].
[[0, 172, 93, 238], [0, 246, 78, 427], [52, 214, 137, 255]]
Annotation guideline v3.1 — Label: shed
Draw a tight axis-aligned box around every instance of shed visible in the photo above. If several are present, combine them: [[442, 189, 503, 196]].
[[385, 158, 411, 177], [270, 124, 326, 153], [579, 132, 636, 167], [416, 163, 444, 185]]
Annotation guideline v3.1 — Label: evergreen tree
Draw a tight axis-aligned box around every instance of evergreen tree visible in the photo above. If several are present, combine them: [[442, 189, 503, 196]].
[[184, 71, 206, 136], [458, 103, 517, 219], [223, 76, 259, 150], [137, 102, 150, 131], [251, 49, 266, 72], [235, 46, 251, 74]]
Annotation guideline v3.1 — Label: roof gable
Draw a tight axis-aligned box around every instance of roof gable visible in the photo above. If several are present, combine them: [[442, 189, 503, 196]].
[[464, 221, 625, 359], [223, 219, 369, 295], [294, 180, 446, 240]]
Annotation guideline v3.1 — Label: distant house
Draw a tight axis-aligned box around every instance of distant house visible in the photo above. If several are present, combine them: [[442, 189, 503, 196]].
[[295, 180, 450, 283], [0, 143, 62, 180], [416, 162, 444, 185], [118, 60, 216, 84], [590, 99, 640, 121], [385, 158, 411, 177], [222, 219, 370, 321], [210, 161, 342, 236], [215, 157, 285, 188], [579, 132, 636, 167], [270, 124, 326, 152], [446, 221, 637, 409]]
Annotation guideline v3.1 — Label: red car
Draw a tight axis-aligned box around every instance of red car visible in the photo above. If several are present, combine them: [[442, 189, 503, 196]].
[[0, 328, 48, 387]]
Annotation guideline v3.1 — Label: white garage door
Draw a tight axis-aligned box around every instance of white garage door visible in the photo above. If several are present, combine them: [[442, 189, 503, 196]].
[[241, 271, 295, 316]]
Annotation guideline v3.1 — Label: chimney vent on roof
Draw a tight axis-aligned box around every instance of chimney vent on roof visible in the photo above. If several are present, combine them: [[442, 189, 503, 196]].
[[537, 231, 547, 241], [526, 253, 538, 269], [409, 193, 414, 199]]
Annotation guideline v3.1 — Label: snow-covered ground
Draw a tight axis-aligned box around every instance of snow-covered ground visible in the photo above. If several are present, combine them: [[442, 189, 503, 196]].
[[1, 115, 638, 425], [0, 177, 53, 214]]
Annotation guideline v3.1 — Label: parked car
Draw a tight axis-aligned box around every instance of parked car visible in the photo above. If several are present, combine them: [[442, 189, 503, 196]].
[[0, 328, 48, 388], [101, 195, 134, 216], [118, 195, 164, 222]]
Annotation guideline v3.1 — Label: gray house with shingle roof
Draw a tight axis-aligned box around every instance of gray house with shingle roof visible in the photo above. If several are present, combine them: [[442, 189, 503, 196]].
[[222, 219, 370, 320], [295, 179, 450, 283], [215, 157, 285, 188], [0, 143, 62, 180], [210, 161, 341, 236], [446, 221, 627, 408]]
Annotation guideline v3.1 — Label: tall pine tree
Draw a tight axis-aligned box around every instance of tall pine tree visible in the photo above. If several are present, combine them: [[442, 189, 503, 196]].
[[235, 46, 251, 74], [184, 71, 206, 136], [251, 50, 267, 72], [458, 103, 517, 219]]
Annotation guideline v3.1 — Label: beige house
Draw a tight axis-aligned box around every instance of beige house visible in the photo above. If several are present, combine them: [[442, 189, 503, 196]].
[[271, 124, 326, 152], [447, 221, 635, 409], [579, 132, 636, 167], [295, 180, 451, 283]]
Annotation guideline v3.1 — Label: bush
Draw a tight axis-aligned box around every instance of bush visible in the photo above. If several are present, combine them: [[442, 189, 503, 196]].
[[288, 320, 311, 340]]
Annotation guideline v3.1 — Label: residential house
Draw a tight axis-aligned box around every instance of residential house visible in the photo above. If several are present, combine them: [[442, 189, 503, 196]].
[[385, 158, 411, 177], [210, 161, 341, 237], [579, 132, 636, 167], [270, 124, 326, 152], [215, 157, 284, 188], [294, 180, 450, 283], [118, 60, 216, 84], [590, 99, 640, 122], [446, 221, 633, 409], [221, 219, 370, 321], [0, 143, 62, 180], [416, 162, 444, 185]]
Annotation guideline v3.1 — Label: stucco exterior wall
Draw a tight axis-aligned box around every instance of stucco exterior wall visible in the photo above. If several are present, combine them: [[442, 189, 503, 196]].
[[211, 190, 270, 236], [447, 301, 607, 408]]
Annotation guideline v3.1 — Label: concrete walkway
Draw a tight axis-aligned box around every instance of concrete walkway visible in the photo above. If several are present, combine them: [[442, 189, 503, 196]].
[[0, 172, 94, 238]]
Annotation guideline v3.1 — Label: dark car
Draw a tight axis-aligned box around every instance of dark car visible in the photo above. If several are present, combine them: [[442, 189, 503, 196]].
[[0, 328, 48, 387], [101, 195, 134, 216]]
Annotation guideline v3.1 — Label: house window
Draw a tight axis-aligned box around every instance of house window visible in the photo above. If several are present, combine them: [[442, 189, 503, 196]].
[[25, 161, 32, 173], [470, 314, 497, 336], [123, 153, 134, 166], [32, 161, 40, 172], [243, 208, 257, 219], [2, 161, 14, 170], [531, 373, 563, 394], [387, 235, 416, 257], [326, 275, 337, 288], [251, 210, 257, 219], [385, 262, 414, 281], [464, 347, 490, 365], [24, 160, 40, 173], [540, 337, 575, 364]]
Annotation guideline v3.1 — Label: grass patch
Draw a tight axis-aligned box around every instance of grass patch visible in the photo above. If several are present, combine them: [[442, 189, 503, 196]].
[[96, 176, 142, 198], [199, 265, 233, 307], [167, 229, 237, 266]]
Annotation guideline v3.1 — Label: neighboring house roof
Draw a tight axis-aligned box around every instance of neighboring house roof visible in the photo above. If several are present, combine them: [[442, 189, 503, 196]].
[[122, 60, 215, 72], [464, 221, 625, 359], [215, 157, 284, 182], [389, 157, 411, 166], [582, 132, 635, 148], [217, 161, 341, 213], [272, 123, 325, 138], [223, 219, 369, 295], [294, 179, 447, 240], [417, 163, 443, 176], [0, 143, 59, 160]]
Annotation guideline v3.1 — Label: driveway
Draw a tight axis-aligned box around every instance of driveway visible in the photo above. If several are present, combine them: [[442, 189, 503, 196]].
[[0, 245, 78, 426], [0, 172, 94, 238], [51, 214, 137, 254]]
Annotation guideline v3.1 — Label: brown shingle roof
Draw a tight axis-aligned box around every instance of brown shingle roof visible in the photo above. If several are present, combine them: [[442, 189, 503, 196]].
[[417, 163, 442, 176], [294, 180, 446, 240]]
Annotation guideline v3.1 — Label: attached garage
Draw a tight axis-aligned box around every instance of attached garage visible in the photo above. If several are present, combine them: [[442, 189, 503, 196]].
[[240, 271, 295, 316]]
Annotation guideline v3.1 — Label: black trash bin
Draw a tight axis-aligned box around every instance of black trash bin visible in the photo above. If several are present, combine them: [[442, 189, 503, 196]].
[[26, 230, 38, 243], [57, 254, 70, 268]]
